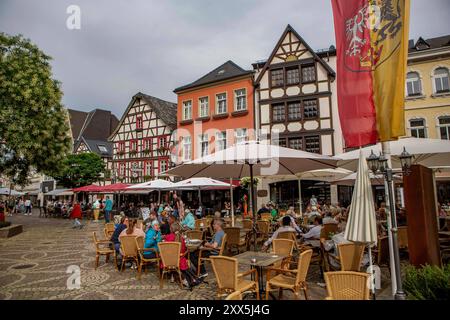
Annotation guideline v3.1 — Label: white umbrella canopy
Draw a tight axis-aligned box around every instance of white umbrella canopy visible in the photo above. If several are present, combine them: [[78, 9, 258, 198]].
[[165, 140, 339, 178], [336, 137, 450, 171], [333, 172, 402, 186], [0, 188, 24, 196], [168, 177, 232, 190], [44, 189, 74, 196], [126, 179, 174, 190]]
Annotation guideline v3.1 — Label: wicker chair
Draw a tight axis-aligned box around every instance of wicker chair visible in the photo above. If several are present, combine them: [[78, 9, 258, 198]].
[[338, 243, 365, 271], [119, 235, 139, 272], [265, 249, 313, 300], [195, 218, 206, 230], [277, 231, 299, 251], [224, 227, 247, 255], [135, 236, 160, 280], [225, 290, 243, 300], [158, 242, 182, 289], [324, 271, 370, 300], [242, 219, 253, 230], [249, 220, 270, 247], [320, 223, 338, 240], [261, 213, 272, 221], [197, 234, 228, 277], [186, 230, 204, 240], [272, 239, 294, 269], [397, 226, 408, 250], [93, 232, 117, 270], [210, 256, 259, 299], [105, 223, 115, 238]]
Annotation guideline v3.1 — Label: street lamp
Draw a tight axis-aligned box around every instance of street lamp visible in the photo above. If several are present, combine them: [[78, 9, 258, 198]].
[[366, 147, 413, 300]]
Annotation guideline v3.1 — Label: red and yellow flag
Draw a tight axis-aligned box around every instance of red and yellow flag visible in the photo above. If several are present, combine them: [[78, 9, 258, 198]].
[[331, 0, 410, 148]]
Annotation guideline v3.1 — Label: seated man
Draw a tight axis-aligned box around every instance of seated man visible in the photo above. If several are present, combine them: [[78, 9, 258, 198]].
[[262, 216, 296, 251], [189, 219, 225, 278], [322, 211, 338, 225], [257, 203, 271, 217], [181, 209, 195, 230], [301, 216, 323, 246]]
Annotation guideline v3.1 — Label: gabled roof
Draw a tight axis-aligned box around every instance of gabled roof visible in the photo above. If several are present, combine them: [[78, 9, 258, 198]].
[[83, 138, 114, 158], [174, 60, 254, 93], [409, 35, 450, 52], [67, 109, 88, 141], [109, 92, 177, 140], [76, 109, 119, 142], [255, 24, 336, 84]]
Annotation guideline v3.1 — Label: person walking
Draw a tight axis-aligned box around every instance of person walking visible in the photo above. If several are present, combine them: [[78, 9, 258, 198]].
[[24, 198, 32, 216], [104, 196, 113, 223], [70, 201, 83, 229]]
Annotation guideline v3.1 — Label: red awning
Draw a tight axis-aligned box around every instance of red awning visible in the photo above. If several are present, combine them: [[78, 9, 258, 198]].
[[100, 183, 131, 192], [72, 184, 103, 193], [72, 183, 130, 193]]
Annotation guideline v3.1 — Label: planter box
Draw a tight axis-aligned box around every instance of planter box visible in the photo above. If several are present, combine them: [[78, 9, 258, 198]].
[[0, 224, 23, 238]]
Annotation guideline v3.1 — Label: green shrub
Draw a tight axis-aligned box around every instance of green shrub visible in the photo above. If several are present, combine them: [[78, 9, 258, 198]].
[[0, 221, 12, 228], [403, 264, 450, 300]]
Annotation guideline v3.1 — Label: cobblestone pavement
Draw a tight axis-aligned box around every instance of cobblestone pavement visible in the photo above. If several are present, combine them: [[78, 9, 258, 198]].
[[0, 210, 393, 300]]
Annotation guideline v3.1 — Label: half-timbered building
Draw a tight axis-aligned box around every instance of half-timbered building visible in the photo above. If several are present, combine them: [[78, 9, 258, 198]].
[[253, 25, 344, 208], [108, 92, 177, 184]]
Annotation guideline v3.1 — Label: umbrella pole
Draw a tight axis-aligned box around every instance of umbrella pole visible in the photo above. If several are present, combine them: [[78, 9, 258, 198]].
[[248, 163, 257, 251], [158, 190, 161, 205], [230, 177, 234, 227], [298, 178, 303, 216]]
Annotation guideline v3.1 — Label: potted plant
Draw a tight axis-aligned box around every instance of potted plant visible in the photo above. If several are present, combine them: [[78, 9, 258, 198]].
[[239, 177, 260, 190], [129, 150, 138, 156], [142, 148, 151, 155], [144, 175, 153, 182], [117, 150, 125, 156], [403, 264, 450, 300]]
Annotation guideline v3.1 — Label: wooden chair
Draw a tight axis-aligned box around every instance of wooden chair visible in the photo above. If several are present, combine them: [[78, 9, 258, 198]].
[[186, 230, 203, 240], [223, 227, 247, 255], [135, 236, 160, 280], [210, 256, 259, 299], [105, 222, 115, 238], [225, 290, 243, 300], [261, 212, 272, 221], [92, 232, 117, 270], [272, 239, 294, 269], [265, 249, 313, 300], [397, 226, 408, 250], [197, 234, 228, 277], [250, 220, 270, 246], [158, 242, 182, 289], [320, 223, 338, 240], [324, 271, 370, 300], [119, 235, 139, 272], [195, 218, 206, 230]]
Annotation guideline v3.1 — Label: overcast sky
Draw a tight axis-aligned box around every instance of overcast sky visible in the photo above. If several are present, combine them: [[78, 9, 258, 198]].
[[1, 0, 449, 118]]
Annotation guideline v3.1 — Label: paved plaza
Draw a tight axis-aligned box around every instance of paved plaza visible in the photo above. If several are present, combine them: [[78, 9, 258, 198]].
[[0, 210, 394, 300]]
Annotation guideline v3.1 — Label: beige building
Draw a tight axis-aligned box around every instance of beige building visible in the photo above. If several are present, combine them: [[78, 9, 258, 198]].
[[404, 35, 450, 140]]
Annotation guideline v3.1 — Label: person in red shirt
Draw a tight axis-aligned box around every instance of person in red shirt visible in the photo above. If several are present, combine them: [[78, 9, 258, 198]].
[[70, 201, 83, 229]]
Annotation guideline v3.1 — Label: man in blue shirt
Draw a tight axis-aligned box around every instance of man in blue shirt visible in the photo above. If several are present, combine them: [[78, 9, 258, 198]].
[[190, 219, 225, 278], [104, 196, 113, 223]]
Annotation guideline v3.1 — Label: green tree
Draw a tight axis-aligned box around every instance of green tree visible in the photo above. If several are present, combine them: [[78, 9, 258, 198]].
[[0, 33, 72, 186], [54, 153, 105, 188]]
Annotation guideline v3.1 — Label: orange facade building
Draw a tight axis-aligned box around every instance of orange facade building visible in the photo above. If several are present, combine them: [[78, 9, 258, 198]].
[[174, 61, 255, 163]]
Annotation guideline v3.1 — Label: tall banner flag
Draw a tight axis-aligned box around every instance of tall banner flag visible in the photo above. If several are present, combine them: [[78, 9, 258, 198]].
[[331, 0, 410, 148]]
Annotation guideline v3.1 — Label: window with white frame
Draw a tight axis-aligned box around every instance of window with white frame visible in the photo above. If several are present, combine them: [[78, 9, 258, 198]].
[[406, 72, 422, 96], [409, 118, 427, 138], [216, 131, 227, 151], [160, 160, 168, 174], [199, 97, 209, 117], [216, 93, 227, 114], [235, 128, 247, 145], [183, 136, 191, 161], [119, 163, 126, 176], [438, 116, 450, 140], [234, 89, 247, 111], [182, 100, 192, 120], [145, 162, 152, 176], [98, 145, 108, 153], [198, 134, 209, 157], [434, 67, 450, 93]]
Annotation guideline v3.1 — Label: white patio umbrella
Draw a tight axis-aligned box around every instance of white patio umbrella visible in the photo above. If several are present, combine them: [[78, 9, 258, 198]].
[[126, 179, 174, 203], [167, 177, 234, 223], [0, 188, 24, 196], [44, 189, 74, 196], [336, 137, 450, 171], [344, 150, 378, 299], [333, 172, 402, 186], [164, 140, 339, 248]]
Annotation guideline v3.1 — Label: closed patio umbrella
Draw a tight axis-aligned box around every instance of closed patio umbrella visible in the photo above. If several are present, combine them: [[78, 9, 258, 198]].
[[344, 150, 378, 298]]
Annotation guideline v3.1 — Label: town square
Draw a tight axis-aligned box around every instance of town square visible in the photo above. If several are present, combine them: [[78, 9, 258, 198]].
[[0, 0, 449, 305]]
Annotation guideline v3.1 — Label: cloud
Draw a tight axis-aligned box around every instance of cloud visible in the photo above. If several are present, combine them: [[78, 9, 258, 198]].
[[0, 0, 449, 118]]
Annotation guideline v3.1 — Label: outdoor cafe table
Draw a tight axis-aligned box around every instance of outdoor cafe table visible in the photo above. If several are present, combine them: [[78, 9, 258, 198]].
[[234, 251, 286, 297]]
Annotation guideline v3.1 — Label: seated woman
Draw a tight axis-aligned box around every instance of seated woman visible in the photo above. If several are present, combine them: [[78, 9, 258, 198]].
[[181, 209, 195, 230], [118, 219, 145, 255], [111, 216, 128, 254], [144, 220, 161, 259]]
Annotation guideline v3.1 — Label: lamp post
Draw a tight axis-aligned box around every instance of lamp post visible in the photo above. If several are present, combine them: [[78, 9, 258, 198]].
[[366, 148, 413, 300]]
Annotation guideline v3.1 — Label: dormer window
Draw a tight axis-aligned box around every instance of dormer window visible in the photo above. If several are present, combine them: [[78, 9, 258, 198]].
[[98, 145, 108, 153], [217, 69, 225, 75]]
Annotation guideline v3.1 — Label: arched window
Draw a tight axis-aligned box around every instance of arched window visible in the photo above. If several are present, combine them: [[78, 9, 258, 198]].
[[409, 118, 426, 138], [438, 116, 450, 140], [434, 67, 450, 93], [406, 72, 422, 96]]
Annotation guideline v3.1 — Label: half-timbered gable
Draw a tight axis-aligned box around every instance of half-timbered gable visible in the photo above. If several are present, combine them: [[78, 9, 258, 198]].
[[109, 92, 177, 183], [254, 24, 342, 156]]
